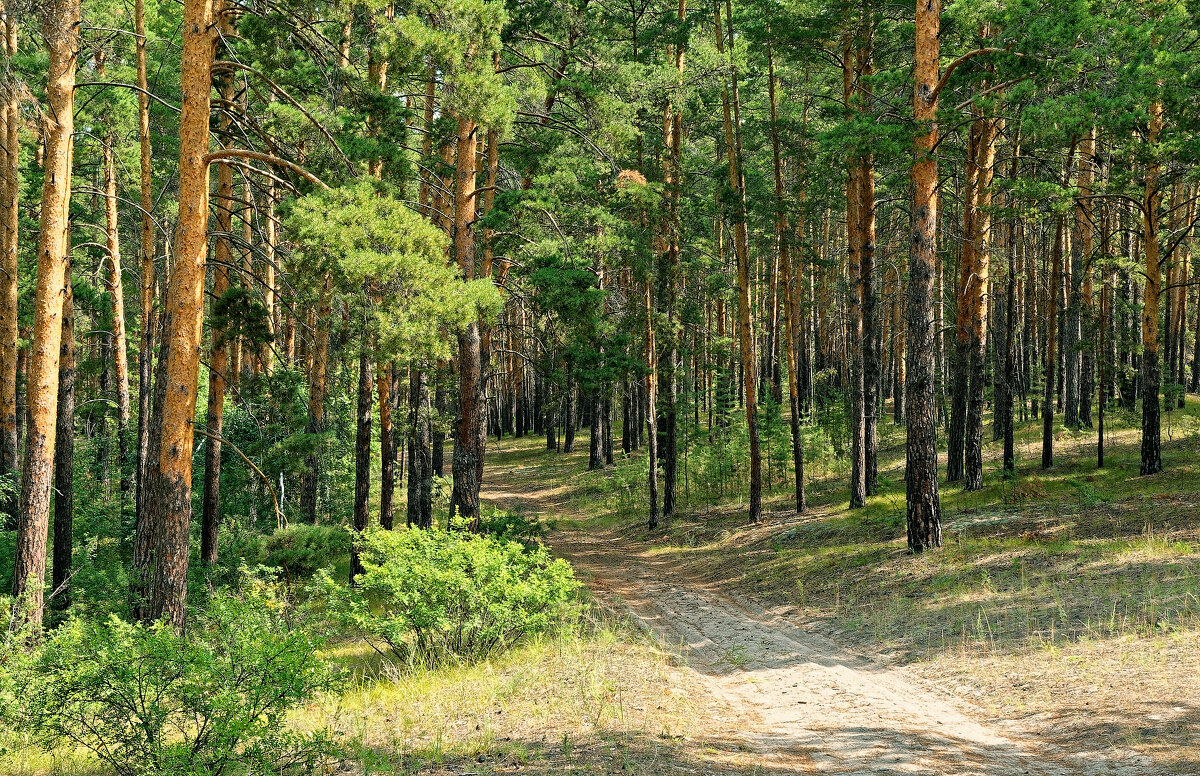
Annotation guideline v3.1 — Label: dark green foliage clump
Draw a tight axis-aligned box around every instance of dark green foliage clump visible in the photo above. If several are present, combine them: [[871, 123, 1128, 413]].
[[238, 524, 352, 580], [317, 527, 579, 665]]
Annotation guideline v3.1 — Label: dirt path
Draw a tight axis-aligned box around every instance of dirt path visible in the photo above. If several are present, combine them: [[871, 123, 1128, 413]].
[[482, 467, 1156, 776]]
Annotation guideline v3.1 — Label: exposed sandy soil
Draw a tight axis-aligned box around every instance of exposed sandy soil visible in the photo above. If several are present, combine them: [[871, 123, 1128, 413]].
[[483, 467, 1161, 776]]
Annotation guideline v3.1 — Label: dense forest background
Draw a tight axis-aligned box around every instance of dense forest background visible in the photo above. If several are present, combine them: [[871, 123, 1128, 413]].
[[2, 0, 1200, 772]]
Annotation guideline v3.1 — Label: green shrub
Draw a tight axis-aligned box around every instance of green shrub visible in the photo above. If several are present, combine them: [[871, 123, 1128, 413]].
[[12, 589, 339, 776], [318, 527, 579, 665]]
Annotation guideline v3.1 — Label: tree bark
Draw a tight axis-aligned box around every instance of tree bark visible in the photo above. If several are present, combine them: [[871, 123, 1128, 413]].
[[906, 0, 941, 551], [12, 0, 78, 629], [450, 115, 483, 531], [378, 363, 394, 529], [51, 260, 75, 617], [135, 0, 157, 523], [102, 122, 132, 495], [201, 25, 237, 565], [1141, 99, 1164, 475], [843, 39, 866, 508], [351, 348, 372, 582], [140, 0, 217, 629], [300, 272, 331, 523], [0, 9, 19, 520], [717, 0, 761, 523], [1043, 216, 1065, 469], [769, 44, 805, 513], [964, 114, 997, 491]]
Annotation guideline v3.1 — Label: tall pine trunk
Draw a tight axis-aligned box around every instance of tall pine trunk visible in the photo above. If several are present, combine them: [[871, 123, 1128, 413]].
[[140, 0, 217, 629], [1141, 99, 1164, 475], [0, 9, 19, 520], [450, 116, 483, 531], [51, 258, 75, 617], [351, 348, 372, 582], [906, 0, 941, 551], [135, 0, 156, 522], [718, 0, 761, 523], [12, 0, 78, 629]]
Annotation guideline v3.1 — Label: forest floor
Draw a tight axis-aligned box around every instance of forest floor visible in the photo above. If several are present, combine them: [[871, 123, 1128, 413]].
[[478, 400, 1200, 775]]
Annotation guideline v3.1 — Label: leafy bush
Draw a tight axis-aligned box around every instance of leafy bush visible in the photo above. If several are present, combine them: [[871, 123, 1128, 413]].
[[12, 589, 339, 776], [318, 527, 579, 665]]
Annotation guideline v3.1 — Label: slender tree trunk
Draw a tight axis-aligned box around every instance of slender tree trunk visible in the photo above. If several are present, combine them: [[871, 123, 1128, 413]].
[[1078, 130, 1096, 426], [0, 9, 19, 520], [11, 0, 78, 629], [964, 115, 997, 491], [450, 116, 483, 531], [140, 0, 217, 629], [1141, 99, 1164, 475], [589, 388, 604, 470], [407, 367, 433, 528], [300, 273, 331, 523], [645, 279, 660, 529], [856, 33, 879, 498], [906, 0, 941, 551], [1043, 217, 1065, 469], [102, 126, 132, 494], [135, 0, 156, 523], [201, 33, 236, 566], [379, 363, 394, 528], [843, 40, 866, 508], [718, 0, 761, 523], [351, 348, 372, 582], [770, 45, 805, 513], [51, 262, 75, 617]]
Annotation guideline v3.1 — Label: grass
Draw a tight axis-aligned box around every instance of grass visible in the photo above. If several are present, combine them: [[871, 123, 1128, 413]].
[[291, 605, 764, 775], [482, 395, 1200, 772]]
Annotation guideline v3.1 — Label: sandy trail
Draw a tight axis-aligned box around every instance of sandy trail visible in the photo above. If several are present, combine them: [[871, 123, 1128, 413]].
[[482, 470, 1154, 776]]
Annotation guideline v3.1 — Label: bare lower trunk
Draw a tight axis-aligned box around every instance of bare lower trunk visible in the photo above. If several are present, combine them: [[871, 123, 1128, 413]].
[[717, 0, 760, 523], [1043, 217, 1065, 469], [300, 273, 331, 523], [351, 348, 372, 582], [12, 0, 78, 629], [450, 116, 483, 531], [964, 115, 996, 491], [51, 264, 75, 617], [407, 368, 433, 529], [0, 11, 19, 520], [140, 0, 217, 630], [906, 0, 941, 551], [1141, 100, 1164, 475], [103, 130, 132, 494], [379, 363, 394, 528]]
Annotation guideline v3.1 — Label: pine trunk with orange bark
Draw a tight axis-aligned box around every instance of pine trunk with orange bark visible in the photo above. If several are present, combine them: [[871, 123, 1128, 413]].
[[450, 115, 484, 531], [906, 0, 941, 551], [1141, 99, 1164, 475], [0, 9, 18, 520], [11, 0, 78, 629], [139, 0, 217, 629]]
